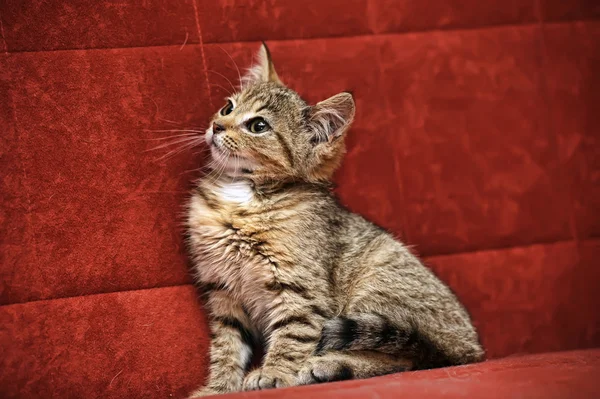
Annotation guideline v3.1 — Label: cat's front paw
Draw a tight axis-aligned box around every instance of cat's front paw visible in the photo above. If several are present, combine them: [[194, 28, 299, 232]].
[[242, 367, 296, 391], [297, 356, 353, 385], [187, 386, 222, 398]]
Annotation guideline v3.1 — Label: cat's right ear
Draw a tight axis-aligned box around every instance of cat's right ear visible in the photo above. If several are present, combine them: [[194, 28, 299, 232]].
[[241, 42, 282, 86]]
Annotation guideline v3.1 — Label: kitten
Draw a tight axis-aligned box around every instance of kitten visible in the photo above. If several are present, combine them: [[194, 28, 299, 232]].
[[186, 43, 483, 397]]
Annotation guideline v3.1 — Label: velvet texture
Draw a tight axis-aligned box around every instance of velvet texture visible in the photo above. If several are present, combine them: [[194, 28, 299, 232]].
[[0, 1, 599, 398]]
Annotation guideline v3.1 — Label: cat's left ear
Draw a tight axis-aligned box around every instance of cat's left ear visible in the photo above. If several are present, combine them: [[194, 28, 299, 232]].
[[242, 42, 282, 86], [308, 92, 356, 144]]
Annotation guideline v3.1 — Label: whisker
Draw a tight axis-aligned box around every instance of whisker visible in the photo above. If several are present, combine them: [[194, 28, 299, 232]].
[[179, 169, 202, 178], [157, 117, 183, 125], [149, 137, 203, 160], [178, 158, 215, 177], [230, 155, 239, 184], [216, 45, 242, 87], [145, 136, 200, 152], [155, 142, 201, 161], [153, 119, 204, 129], [142, 93, 161, 119], [143, 129, 205, 134], [144, 133, 197, 141], [207, 70, 237, 93], [140, 93, 206, 128], [210, 83, 234, 96], [207, 152, 223, 179], [206, 149, 228, 184], [193, 146, 210, 155], [154, 144, 197, 160]]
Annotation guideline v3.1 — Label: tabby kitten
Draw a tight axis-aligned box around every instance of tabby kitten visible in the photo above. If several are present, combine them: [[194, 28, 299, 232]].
[[187, 43, 483, 397]]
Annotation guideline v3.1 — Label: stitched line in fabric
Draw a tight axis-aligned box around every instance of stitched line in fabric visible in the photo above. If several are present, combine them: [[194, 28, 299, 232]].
[[2, 237, 598, 308], [0, 282, 195, 309], [0, 21, 582, 55]]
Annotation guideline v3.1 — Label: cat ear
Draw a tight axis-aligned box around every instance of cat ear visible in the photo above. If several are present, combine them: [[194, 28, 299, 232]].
[[242, 42, 282, 86], [308, 92, 355, 144]]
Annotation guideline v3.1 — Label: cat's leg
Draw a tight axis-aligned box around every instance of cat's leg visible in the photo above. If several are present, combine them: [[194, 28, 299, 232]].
[[242, 284, 329, 391], [297, 350, 411, 385], [189, 289, 254, 398]]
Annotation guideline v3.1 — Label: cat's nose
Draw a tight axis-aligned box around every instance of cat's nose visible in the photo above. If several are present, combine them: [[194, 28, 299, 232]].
[[212, 122, 225, 133]]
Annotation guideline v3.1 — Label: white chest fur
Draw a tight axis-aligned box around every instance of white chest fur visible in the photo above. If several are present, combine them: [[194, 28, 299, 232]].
[[213, 180, 254, 204], [187, 181, 273, 327]]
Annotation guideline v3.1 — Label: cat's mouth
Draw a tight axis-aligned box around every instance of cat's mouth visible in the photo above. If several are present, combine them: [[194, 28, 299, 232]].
[[205, 128, 257, 175]]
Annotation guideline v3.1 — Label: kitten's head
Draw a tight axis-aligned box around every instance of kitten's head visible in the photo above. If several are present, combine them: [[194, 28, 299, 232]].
[[205, 43, 355, 184]]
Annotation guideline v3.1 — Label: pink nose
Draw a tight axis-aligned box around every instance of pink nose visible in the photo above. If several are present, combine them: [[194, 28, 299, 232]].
[[213, 122, 225, 133]]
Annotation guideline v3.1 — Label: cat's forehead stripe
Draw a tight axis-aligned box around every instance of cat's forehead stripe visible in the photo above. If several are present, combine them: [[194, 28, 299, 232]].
[[238, 84, 304, 113]]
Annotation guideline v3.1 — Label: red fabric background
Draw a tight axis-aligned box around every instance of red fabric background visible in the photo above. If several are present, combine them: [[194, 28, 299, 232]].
[[0, 1, 599, 398]]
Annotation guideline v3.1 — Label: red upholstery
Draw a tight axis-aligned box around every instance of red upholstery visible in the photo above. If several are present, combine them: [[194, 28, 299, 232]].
[[214, 350, 600, 399], [1, 1, 598, 398]]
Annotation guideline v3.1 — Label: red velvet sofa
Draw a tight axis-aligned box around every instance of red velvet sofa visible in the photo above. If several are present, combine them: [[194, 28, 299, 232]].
[[1, 1, 599, 398]]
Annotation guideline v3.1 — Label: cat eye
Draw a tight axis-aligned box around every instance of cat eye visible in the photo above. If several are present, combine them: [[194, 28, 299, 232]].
[[220, 100, 234, 116], [247, 117, 270, 134]]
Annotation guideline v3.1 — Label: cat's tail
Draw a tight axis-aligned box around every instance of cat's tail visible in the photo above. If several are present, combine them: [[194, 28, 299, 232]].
[[315, 314, 480, 370]]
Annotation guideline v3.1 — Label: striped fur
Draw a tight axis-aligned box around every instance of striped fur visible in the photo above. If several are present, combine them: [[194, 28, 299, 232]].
[[187, 44, 483, 397]]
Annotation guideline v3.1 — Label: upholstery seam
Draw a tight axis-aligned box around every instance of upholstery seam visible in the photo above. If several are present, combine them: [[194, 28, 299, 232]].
[[0, 282, 195, 308], [191, 0, 213, 110], [3, 21, 598, 55], [410, 237, 597, 259], [0, 9, 8, 54], [3, 237, 598, 308]]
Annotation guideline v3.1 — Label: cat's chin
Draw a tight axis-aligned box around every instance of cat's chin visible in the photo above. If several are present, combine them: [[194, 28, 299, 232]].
[[209, 145, 257, 177]]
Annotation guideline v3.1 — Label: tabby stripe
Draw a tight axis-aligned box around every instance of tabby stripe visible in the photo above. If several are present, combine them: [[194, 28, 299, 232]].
[[213, 316, 254, 347], [196, 188, 218, 209], [282, 333, 319, 343], [326, 267, 336, 290], [273, 130, 295, 167], [264, 281, 312, 300], [338, 317, 359, 349], [271, 315, 313, 332], [199, 281, 228, 294], [255, 104, 268, 113], [281, 353, 301, 363], [315, 316, 358, 354], [310, 304, 331, 319], [377, 314, 399, 346]]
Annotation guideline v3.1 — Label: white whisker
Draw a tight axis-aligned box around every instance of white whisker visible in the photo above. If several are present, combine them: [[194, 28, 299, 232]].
[[145, 133, 197, 141], [217, 45, 242, 87], [207, 70, 236, 93], [143, 129, 205, 134], [152, 138, 204, 161], [210, 83, 234, 96], [145, 136, 200, 152]]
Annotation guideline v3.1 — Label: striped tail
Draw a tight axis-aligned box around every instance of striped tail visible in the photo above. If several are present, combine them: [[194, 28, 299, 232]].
[[315, 314, 455, 370]]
